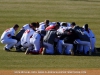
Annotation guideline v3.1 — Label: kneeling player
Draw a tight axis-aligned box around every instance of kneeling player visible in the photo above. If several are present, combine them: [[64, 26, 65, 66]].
[[83, 24, 96, 54], [21, 22, 37, 51], [15, 23, 36, 51], [25, 30, 46, 54]]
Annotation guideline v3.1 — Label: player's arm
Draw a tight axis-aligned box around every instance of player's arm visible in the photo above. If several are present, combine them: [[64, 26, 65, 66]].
[[10, 28, 18, 40]]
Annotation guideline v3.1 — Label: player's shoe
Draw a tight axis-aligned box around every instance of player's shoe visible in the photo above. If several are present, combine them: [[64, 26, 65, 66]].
[[20, 47, 27, 52], [3, 47, 10, 51], [10, 46, 15, 49], [41, 48, 46, 55], [39, 47, 43, 54], [16, 47, 22, 52], [30, 50, 39, 54], [25, 49, 30, 55], [70, 50, 74, 55]]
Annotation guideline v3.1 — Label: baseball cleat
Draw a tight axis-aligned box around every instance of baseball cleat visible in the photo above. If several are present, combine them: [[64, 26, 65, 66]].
[[4, 47, 10, 51], [41, 48, 46, 55], [70, 50, 74, 55], [25, 49, 30, 55]]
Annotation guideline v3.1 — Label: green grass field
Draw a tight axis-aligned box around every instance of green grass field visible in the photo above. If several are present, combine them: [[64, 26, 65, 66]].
[[0, 0, 100, 70]]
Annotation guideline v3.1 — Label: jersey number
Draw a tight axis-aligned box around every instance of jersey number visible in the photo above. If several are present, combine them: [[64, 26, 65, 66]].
[[5, 28, 10, 32], [24, 30, 30, 33]]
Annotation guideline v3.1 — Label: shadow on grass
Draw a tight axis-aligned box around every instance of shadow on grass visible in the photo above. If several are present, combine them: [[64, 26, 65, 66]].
[[7, 50, 25, 53], [74, 48, 100, 56], [5, 48, 100, 56]]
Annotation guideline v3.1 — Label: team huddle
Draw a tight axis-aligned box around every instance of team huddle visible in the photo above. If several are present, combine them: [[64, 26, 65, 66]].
[[0, 20, 96, 55]]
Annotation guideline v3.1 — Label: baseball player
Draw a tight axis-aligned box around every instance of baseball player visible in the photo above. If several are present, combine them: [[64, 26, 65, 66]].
[[63, 29, 78, 55], [57, 24, 78, 55], [25, 31, 41, 54], [43, 24, 60, 54], [38, 20, 50, 31], [21, 22, 37, 50], [57, 22, 68, 54], [66, 22, 72, 29], [16, 23, 33, 41], [46, 22, 60, 31], [57, 22, 68, 33], [83, 24, 96, 53], [21, 23, 33, 31], [0, 24, 19, 51], [15, 22, 39, 51], [25, 30, 46, 54], [71, 22, 91, 55]]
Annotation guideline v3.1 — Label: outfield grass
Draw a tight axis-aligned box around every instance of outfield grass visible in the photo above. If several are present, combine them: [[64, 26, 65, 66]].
[[0, 0, 100, 70], [0, 0, 100, 46], [0, 50, 100, 70]]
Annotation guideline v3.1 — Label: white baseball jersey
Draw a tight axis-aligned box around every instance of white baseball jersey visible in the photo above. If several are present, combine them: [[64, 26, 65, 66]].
[[60, 22, 65, 26], [60, 22, 71, 29], [1, 27, 15, 40], [50, 22, 56, 25], [83, 29, 96, 53], [57, 26, 67, 33], [48, 22, 56, 26], [38, 24, 45, 31], [67, 22, 71, 29], [39, 22, 44, 25], [39, 22, 51, 26], [22, 24, 31, 31], [21, 28, 35, 44], [38, 22, 53, 31], [30, 32, 41, 51], [66, 22, 71, 27], [84, 29, 95, 38], [32, 32, 41, 41]]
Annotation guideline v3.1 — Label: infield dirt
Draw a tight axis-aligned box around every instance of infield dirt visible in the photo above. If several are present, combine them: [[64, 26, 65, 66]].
[[0, 69, 100, 75]]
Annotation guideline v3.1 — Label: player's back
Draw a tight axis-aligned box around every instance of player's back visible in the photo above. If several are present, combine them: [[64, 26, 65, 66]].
[[21, 28, 35, 42], [1, 28, 15, 40], [22, 24, 30, 31]]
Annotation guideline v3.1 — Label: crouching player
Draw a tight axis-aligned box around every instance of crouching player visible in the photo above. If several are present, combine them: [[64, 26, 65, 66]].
[[21, 22, 37, 51], [15, 23, 37, 51], [71, 22, 91, 55], [25, 30, 46, 54], [57, 28, 78, 55], [43, 24, 60, 55], [0, 24, 19, 51], [83, 24, 96, 54], [63, 29, 78, 55]]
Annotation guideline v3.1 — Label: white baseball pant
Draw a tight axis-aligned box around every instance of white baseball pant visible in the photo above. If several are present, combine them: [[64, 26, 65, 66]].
[[76, 39, 91, 55], [64, 43, 73, 55], [57, 40, 64, 54], [15, 41, 21, 47], [43, 42, 54, 54], [1, 38, 17, 49], [90, 38, 96, 53], [21, 41, 31, 49], [30, 37, 41, 52]]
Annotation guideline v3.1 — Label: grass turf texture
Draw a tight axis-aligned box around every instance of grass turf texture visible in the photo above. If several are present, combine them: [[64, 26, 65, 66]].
[[0, 0, 100, 70]]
